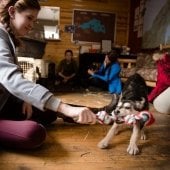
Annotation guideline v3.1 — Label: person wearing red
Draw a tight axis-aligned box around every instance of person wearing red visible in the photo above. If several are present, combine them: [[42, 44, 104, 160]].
[[148, 52, 170, 114], [148, 52, 170, 102]]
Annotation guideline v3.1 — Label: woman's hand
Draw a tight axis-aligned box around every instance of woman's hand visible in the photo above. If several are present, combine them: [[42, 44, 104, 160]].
[[22, 102, 33, 119], [87, 69, 95, 75], [72, 107, 96, 124], [57, 103, 96, 124]]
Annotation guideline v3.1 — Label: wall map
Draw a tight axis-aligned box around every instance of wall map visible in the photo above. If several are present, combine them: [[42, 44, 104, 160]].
[[73, 9, 116, 43]]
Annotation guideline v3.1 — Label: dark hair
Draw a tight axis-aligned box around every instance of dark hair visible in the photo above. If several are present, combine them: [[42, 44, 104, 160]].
[[107, 50, 120, 63], [65, 49, 73, 56], [0, 0, 40, 46]]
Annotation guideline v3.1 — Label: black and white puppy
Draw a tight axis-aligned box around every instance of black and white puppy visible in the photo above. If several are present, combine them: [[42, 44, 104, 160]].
[[97, 73, 150, 155]]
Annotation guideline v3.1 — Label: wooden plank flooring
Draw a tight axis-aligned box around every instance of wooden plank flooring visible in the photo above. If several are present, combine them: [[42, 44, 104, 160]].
[[0, 92, 170, 170]]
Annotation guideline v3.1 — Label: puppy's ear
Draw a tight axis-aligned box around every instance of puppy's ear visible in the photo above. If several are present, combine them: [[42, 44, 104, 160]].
[[134, 97, 145, 111]]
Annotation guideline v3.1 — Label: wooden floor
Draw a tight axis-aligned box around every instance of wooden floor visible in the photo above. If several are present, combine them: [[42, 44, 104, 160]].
[[0, 92, 170, 170]]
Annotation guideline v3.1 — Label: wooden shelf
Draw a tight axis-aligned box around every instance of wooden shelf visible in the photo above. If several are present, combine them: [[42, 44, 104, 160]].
[[17, 37, 47, 59], [20, 36, 46, 44]]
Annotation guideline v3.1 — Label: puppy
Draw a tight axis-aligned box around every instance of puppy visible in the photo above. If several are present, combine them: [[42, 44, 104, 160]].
[[97, 73, 153, 155]]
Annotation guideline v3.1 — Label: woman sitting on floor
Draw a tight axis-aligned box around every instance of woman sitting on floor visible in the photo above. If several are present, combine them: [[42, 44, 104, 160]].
[[87, 50, 122, 94]]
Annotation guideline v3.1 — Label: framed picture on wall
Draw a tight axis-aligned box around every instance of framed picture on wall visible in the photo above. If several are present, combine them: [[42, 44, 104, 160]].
[[72, 9, 116, 43]]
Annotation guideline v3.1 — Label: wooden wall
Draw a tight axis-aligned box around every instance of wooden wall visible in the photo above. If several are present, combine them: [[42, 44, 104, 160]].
[[40, 0, 131, 64]]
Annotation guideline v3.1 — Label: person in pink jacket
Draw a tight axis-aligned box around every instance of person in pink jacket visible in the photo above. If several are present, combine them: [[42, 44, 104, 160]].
[[148, 52, 170, 102], [148, 52, 170, 114]]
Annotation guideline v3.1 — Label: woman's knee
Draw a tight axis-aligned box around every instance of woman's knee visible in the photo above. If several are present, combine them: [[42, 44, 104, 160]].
[[24, 121, 47, 149], [153, 88, 170, 114], [0, 120, 46, 149]]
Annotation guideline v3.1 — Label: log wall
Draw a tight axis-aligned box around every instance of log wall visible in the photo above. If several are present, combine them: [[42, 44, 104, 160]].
[[40, 0, 131, 64]]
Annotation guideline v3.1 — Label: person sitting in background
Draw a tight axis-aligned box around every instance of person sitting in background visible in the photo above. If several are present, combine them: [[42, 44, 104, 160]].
[[55, 49, 78, 88], [148, 51, 170, 114], [87, 50, 122, 94]]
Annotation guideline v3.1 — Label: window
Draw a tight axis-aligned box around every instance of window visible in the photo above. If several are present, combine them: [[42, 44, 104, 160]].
[[27, 6, 60, 41]]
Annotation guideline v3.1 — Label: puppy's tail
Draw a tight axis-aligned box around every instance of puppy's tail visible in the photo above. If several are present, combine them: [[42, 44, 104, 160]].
[[90, 93, 119, 114]]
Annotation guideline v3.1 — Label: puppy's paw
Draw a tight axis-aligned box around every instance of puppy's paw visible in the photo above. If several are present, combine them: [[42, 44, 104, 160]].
[[140, 133, 146, 140], [114, 128, 119, 135], [97, 140, 109, 149], [127, 144, 139, 155]]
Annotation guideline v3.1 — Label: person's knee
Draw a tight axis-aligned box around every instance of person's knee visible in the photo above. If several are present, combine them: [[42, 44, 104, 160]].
[[25, 121, 47, 149], [153, 99, 170, 114], [0, 120, 47, 149], [153, 88, 170, 114]]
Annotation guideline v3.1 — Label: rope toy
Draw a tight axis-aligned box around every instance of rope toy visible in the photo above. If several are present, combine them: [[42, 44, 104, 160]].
[[96, 111, 114, 125], [96, 110, 155, 126]]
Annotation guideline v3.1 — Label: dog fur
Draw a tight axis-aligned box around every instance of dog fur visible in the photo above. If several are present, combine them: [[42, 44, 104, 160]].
[[97, 73, 149, 155]]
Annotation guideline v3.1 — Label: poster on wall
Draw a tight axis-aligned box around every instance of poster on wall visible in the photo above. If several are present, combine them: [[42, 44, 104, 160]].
[[133, 0, 144, 38], [72, 9, 116, 43], [142, 0, 170, 48]]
